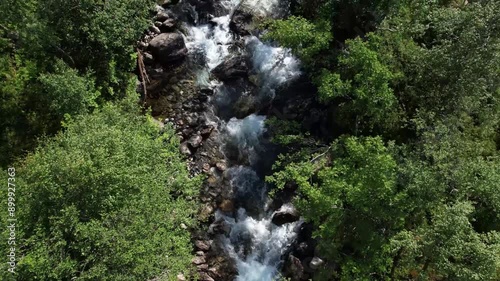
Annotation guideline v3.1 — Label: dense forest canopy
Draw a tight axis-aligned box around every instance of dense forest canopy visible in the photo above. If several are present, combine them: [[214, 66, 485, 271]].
[[0, 0, 498, 280], [266, 0, 500, 280], [1, 1, 202, 280]]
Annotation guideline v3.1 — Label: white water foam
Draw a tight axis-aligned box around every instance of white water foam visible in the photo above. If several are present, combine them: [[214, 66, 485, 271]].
[[247, 36, 301, 97], [181, 1, 302, 280], [219, 208, 300, 281], [225, 114, 266, 165]]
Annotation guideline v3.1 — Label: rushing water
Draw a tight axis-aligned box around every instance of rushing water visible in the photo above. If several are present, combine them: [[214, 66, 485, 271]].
[[183, 0, 301, 280]]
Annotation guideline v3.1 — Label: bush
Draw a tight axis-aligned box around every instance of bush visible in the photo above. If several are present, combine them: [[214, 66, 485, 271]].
[[0, 99, 201, 280]]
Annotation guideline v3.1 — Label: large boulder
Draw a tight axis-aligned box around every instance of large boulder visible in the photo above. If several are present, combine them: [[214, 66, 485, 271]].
[[211, 56, 249, 81], [148, 33, 188, 64], [230, 8, 253, 36], [272, 204, 300, 226]]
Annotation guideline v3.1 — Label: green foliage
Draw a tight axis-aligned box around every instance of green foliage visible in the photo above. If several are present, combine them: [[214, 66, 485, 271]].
[[265, 117, 309, 145], [39, 60, 100, 117], [269, 136, 403, 279], [0, 101, 201, 280], [0, 0, 156, 168], [264, 16, 332, 64]]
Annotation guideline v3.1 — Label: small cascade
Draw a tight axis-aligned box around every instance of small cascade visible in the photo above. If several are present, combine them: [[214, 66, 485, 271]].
[[181, 0, 302, 280]]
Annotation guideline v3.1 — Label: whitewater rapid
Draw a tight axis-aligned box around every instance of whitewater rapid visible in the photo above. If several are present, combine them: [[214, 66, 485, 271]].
[[184, 0, 301, 280]]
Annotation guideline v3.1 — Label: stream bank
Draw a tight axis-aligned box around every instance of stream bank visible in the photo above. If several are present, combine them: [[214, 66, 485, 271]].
[[137, 1, 326, 280]]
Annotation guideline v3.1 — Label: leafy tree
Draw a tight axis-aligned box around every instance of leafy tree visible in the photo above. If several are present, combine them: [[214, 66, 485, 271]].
[[0, 97, 201, 280], [38, 60, 100, 117], [264, 16, 332, 65]]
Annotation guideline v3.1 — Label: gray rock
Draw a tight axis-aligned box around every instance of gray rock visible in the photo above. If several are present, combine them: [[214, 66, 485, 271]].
[[176, 273, 186, 281], [148, 33, 187, 64], [285, 254, 304, 281], [195, 240, 211, 251], [309, 256, 324, 270], [230, 9, 253, 36], [199, 272, 214, 281], [149, 25, 161, 34], [155, 11, 171, 22], [211, 56, 248, 81], [272, 204, 300, 226], [161, 18, 177, 32], [192, 256, 206, 265], [143, 52, 154, 65], [180, 142, 192, 156], [188, 135, 203, 148], [215, 161, 227, 171]]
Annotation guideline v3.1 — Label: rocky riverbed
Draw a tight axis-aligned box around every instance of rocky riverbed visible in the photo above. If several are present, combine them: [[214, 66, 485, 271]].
[[137, 1, 327, 280]]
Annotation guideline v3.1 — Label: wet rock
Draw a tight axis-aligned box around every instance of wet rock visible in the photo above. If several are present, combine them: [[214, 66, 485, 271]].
[[215, 161, 227, 171], [188, 134, 203, 148], [195, 240, 211, 251], [285, 254, 304, 281], [148, 33, 187, 64], [309, 256, 324, 270], [200, 126, 214, 137], [233, 94, 257, 119], [230, 9, 253, 36], [161, 18, 177, 32], [180, 142, 192, 156], [211, 56, 249, 81], [219, 199, 234, 212], [209, 219, 231, 235], [272, 204, 300, 226], [192, 256, 206, 265]]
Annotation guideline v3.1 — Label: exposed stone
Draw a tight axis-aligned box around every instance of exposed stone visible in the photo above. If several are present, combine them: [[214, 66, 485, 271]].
[[230, 8, 253, 36], [199, 272, 215, 281], [192, 256, 206, 265], [272, 204, 300, 226], [143, 52, 154, 65], [195, 240, 211, 251], [233, 94, 257, 119], [196, 251, 205, 256], [200, 126, 214, 137], [180, 142, 192, 156], [199, 204, 214, 220], [180, 223, 188, 230], [188, 134, 203, 148], [148, 33, 187, 64], [176, 273, 186, 281], [197, 263, 209, 270], [285, 254, 304, 281], [215, 161, 227, 171], [202, 163, 211, 173], [161, 18, 177, 32], [219, 199, 234, 212], [209, 219, 231, 235], [149, 25, 161, 34], [211, 56, 248, 81], [309, 256, 324, 270]]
